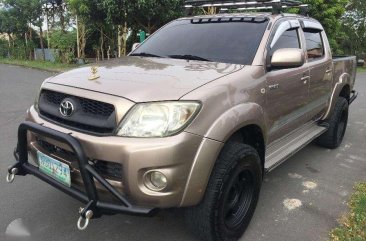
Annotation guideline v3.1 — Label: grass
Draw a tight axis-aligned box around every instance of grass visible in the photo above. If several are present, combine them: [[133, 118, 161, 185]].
[[329, 183, 366, 241], [0, 58, 78, 72], [357, 67, 366, 73]]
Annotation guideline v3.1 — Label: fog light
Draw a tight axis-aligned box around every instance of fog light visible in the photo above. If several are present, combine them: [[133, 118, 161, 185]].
[[149, 171, 168, 190]]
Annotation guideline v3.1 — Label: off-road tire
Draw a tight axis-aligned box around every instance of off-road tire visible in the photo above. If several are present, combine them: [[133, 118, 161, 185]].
[[185, 143, 262, 241], [317, 97, 349, 149]]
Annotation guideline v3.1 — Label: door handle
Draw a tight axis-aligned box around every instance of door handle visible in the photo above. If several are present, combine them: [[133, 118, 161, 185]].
[[301, 76, 310, 84], [325, 69, 332, 74]]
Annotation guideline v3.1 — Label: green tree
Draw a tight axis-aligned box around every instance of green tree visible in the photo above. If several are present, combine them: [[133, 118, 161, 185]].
[[0, 8, 28, 58], [50, 29, 76, 63], [67, 0, 108, 60], [127, 0, 184, 34], [342, 0, 366, 63], [2, 0, 47, 59], [304, 0, 349, 54], [101, 0, 127, 56]]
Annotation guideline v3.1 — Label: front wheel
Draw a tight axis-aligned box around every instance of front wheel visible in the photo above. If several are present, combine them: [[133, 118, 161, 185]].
[[317, 97, 349, 149], [185, 143, 262, 241]]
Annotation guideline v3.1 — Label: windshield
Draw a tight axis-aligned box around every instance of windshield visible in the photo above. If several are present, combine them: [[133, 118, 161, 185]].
[[131, 18, 268, 65]]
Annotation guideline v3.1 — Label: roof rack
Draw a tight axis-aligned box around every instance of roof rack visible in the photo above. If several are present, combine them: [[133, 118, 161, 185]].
[[184, 0, 309, 15]]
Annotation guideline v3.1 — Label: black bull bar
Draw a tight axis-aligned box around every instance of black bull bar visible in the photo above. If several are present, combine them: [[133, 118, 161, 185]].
[[7, 121, 157, 230]]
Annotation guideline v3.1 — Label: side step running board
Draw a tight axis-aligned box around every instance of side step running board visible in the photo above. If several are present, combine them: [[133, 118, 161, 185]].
[[265, 122, 327, 173]]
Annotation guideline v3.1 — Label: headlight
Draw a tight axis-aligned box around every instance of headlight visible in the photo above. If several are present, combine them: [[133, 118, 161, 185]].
[[116, 101, 201, 137]]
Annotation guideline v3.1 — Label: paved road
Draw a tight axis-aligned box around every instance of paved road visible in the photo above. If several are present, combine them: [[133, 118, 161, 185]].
[[0, 64, 365, 241]]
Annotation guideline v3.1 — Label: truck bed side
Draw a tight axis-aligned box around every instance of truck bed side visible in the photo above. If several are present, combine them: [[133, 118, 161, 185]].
[[323, 56, 357, 120], [333, 56, 357, 90]]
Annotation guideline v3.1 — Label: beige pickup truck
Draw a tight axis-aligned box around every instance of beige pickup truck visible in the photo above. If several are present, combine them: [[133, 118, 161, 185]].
[[7, 7, 357, 241]]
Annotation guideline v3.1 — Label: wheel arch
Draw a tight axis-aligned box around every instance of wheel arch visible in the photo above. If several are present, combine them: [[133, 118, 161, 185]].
[[339, 84, 351, 102], [180, 103, 268, 207], [226, 124, 265, 174], [322, 73, 352, 121]]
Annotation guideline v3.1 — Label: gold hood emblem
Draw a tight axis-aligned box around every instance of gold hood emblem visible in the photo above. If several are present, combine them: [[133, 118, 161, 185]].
[[89, 66, 100, 80]]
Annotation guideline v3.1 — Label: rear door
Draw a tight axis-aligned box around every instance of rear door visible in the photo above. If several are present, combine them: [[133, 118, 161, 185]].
[[301, 21, 333, 120], [265, 20, 310, 143]]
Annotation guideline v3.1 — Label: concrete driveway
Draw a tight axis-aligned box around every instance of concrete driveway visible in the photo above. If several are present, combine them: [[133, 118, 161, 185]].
[[0, 64, 365, 241]]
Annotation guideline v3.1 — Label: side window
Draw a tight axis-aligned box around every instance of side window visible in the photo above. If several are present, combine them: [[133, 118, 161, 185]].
[[270, 28, 300, 56], [303, 29, 324, 60]]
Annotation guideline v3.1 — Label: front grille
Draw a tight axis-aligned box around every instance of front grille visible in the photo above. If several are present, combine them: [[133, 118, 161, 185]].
[[37, 139, 123, 181], [43, 90, 114, 117], [44, 90, 65, 105], [80, 99, 114, 117], [38, 89, 117, 135], [40, 111, 115, 134]]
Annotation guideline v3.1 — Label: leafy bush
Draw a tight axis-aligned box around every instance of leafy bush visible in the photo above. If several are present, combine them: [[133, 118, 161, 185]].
[[0, 38, 8, 58], [50, 30, 77, 63], [0, 38, 36, 60]]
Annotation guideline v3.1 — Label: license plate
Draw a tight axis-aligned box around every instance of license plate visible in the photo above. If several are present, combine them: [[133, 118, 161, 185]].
[[37, 151, 71, 187]]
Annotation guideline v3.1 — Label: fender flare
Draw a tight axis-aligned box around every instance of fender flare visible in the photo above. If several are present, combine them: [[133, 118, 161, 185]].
[[322, 73, 351, 120], [205, 102, 268, 142], [180, 102, 267, 206]]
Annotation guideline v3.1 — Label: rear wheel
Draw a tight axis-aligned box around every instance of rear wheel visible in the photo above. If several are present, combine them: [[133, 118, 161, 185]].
[[185, 143, 262, 241], [317, 97, 349, 149]]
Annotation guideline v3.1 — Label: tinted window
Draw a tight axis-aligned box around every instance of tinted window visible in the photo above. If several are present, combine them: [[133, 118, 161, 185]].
[[132, 19, 268, 65], [304, 29, 324, 60], [270, 28, 300, 56]]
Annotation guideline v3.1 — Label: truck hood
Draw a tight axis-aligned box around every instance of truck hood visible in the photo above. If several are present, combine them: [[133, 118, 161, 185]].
[[46, 57, 244, 102]]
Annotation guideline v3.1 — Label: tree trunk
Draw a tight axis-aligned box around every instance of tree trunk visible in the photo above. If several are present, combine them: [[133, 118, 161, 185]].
[[76, 15, 80, 59], [60, 4, 65, 32], [123, 21, 127, 56], [118, 25, 123, 57], [39, 26, 46, 61], [80, 22, 86, 59], [96, 49, 100, 61], [7, 33, 12, 58], [147, 20, 152, 34], [100, 26, 104, 61], [24, 32, 28, 59], [29, 27, 33, 60]]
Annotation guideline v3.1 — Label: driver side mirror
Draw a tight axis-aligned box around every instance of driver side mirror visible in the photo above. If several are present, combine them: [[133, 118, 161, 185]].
[[271, 48, 305, 69]]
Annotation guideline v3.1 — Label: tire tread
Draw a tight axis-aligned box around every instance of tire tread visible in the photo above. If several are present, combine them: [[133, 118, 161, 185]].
[[185, 143, 261, 241], [317, 97, 348, 149]]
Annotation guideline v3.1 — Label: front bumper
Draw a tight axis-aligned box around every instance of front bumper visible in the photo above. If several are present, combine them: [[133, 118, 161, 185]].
[[9, 121, 157, 220], [24, 106, 205, 208]]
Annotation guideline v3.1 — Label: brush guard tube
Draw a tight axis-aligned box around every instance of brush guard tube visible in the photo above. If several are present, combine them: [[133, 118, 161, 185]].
[[7, 121, 157, 230]]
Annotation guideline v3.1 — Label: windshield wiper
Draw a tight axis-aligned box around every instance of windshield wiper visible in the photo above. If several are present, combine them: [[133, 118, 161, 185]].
[[130, 52, 163, 58], [168, 54, 211, 62]]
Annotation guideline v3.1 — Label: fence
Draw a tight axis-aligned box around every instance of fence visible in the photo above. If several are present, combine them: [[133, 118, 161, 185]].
[[34, 49, 59, 62]]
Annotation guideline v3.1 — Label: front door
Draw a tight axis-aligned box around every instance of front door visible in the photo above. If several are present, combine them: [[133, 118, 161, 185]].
[[265, 22, 310, 144]]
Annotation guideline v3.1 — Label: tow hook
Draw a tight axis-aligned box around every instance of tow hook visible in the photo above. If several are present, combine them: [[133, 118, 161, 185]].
[[77, 207, 93, 231], [6, 168, 18, 183]]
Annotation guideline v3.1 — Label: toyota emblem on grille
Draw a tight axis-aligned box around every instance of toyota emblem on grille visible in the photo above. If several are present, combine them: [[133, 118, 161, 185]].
[[59, 99, 74, 117]]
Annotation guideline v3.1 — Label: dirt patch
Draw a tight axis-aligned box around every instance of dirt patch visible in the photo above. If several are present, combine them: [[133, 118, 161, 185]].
[[283, 199, 302, 210]]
